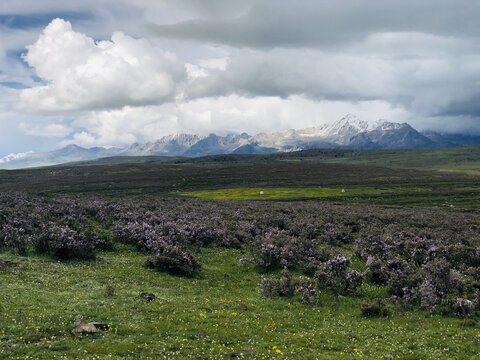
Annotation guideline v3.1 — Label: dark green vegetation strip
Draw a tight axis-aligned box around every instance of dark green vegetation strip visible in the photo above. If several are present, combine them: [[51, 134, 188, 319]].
[[0, 145, 478, 208]]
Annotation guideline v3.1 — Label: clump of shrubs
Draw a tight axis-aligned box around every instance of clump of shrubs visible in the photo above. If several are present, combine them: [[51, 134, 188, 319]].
[[295, 276, 321, 306], [321, 223, 354, 245], [35, 222, 97, 260], [257, 256, 364, 304], [146, 245, 201, 277], [360, 299, 390, 317], [1, 224, 30, 256], [245, 229, 320, 271], [258, 270, 321, 305], [356, 231, 480, 315], [257, 269, 297, 298], [314, 256, 364, 295]]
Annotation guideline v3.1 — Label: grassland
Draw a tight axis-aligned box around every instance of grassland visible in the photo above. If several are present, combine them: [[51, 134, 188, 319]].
[[181, 185, 432, 200], [1, 146, 480, 359], [318, 146, 480, 175], [2, 246, 479, 359]]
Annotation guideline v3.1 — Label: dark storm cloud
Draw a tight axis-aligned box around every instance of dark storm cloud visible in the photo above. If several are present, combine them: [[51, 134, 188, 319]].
[[435, 95, 480, 118], [187, 49, 390, 101], [151, 0, 480, 126], [148, 0, 480, 48], [186, 43, 480, 123]]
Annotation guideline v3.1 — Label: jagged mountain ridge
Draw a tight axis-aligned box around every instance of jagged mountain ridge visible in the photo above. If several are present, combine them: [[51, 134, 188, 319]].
[[1, 115, 480, 169], [124, 134, 202, 156]]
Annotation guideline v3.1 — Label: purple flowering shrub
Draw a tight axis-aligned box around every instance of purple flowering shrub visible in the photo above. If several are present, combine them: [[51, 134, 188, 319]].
[[257, 269, 321, 305], [257, 269, 297, 298], [1, 223, 31, 256], [295, 276, 321, 305], [112, 221, 202, 276], [35, 222, 97, 260], [314, 256, 364, 295], [112, 221, 161, 250], [145, 244, 201, 277], [244, 229, 320, 271], [356, 230, 480, 313], [320, 223, 354, 245], [364, 256, 389, 285]]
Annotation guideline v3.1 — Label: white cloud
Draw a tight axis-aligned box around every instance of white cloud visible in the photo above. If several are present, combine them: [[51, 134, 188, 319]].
[[17, 18, 186, 113], [198, 57, 228, 70], [61, 131, 98, 148], [0, 150, 33, 164], [20, 122, 72, 138]]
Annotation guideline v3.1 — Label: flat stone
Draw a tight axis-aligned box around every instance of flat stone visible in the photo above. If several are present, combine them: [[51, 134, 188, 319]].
[[72, 320, 109, 336]]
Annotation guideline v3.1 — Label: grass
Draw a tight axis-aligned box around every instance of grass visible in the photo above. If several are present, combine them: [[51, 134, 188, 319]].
[[1, 247, 479, 359], [180, 186, 432, 200], [180, 185, 480, 210], [321, 146, 480, 175]]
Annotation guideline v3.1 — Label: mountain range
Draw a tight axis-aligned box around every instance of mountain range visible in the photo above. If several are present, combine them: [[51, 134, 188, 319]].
[[2, 114, 480, 169]]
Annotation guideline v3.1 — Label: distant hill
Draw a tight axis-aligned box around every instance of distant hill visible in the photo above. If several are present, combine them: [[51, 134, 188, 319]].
[[1, 114, 480, 169]]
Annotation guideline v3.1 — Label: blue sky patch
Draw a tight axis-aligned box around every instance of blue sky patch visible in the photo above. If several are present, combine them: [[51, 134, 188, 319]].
[[0, 12, 93, 29], [0, 81, 28, 89]]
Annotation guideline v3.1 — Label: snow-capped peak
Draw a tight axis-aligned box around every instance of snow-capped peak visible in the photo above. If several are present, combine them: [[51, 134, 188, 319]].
[[325, 114, 371, 136], [155, 133, 202, 146], [373, 120, 405, 131]]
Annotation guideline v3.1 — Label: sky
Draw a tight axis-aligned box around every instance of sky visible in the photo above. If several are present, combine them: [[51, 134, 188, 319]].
[[1, 0, 480, 156]]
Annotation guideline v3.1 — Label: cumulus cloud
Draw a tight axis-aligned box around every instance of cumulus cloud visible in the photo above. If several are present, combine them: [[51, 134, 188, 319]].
[[17, 18, 186, 113], [19, 122, 72, 138]]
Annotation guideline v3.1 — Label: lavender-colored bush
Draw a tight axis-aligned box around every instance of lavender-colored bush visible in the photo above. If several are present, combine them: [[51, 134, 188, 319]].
[[145, 244, 201, 277], [313, 256, 364, 295], [35, 222, 96, 260], [258, 269, 297, 298]]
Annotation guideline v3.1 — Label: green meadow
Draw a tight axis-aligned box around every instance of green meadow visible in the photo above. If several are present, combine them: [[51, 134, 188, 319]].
[[1, 247, 479, 359], [181, 186, 431, 200]]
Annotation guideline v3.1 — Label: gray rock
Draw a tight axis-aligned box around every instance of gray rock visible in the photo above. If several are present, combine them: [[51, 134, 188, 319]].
[[140, 292, 155, 301], [230, 349, 257, 358], [72, 320, 109, 336]]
